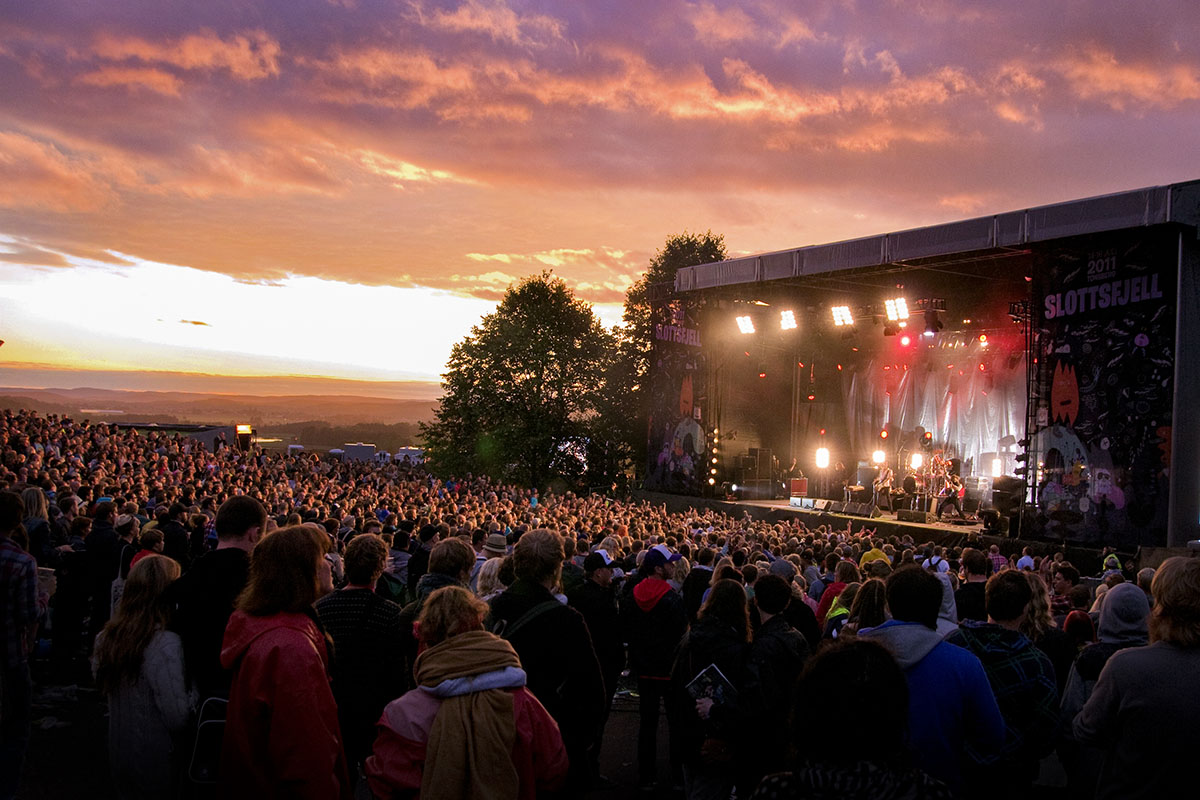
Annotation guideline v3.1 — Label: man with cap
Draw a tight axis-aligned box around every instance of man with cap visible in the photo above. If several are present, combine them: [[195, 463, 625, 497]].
[[468, 530, 506, 591], [568, 550, 624, 783], [620, 544, 688, 792]]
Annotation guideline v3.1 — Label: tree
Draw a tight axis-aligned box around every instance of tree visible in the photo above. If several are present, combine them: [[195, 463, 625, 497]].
[[421, 273, 618, 488], [609, 231, 726, 482]]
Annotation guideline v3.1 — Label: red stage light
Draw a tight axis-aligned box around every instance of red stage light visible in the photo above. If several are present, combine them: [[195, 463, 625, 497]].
[[759, 371, 767, 379], [807, 394, 815, 401], [978, 334, 988, 344], [819, 428, 826, 436], [880, 429, 888, 439], [978, 363, 986, 371], [797, 361, 804, 367], [836, 364, 842, 370]]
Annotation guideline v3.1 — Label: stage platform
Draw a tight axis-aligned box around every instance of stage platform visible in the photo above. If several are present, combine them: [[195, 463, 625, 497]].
[[632, 491, 1130, 571]]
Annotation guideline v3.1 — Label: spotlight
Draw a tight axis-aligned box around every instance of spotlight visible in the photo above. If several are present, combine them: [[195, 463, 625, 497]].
[[872, 450, 886, 464], [736, 315, 755, 334], [780, 310, 797, 330], [815, 448, 830, 469], [885, 298, 909, 321], [978, 334, 988, 345], [758, 370, 767, 379], [910, 453, 924, 469], [832, 306, 854, 326], [992, 458, 1003, 477], [900, 335, 911, 346], [708, 477, 716, 485], [880, 429, 889, 440]]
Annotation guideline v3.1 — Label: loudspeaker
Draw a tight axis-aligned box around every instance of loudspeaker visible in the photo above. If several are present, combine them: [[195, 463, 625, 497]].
[[812, 499, 830, 511], [897, 509, 936, 524], [963, 498, 981, 515], [828, 501, 846, 514]]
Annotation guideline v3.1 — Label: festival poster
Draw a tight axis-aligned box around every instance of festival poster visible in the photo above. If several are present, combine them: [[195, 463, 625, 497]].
[[1032, 229, 1176, 547], [644, 299, 708, 495]]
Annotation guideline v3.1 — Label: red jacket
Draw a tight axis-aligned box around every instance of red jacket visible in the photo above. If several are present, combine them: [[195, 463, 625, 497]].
[[365, 685, 568, 799], [219, 609, 351, 800], [815, 581, 847, 627]]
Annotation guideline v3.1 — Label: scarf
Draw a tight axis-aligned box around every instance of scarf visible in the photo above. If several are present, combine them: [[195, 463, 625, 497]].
[[415, 629, 524, 800]]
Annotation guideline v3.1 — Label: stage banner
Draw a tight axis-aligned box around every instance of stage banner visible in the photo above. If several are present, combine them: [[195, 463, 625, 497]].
[[645, 298, 708, 495], [1033, 229, 1176, 547]]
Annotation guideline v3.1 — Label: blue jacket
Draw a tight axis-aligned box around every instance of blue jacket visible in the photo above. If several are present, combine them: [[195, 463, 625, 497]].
[[860, 620, 1004, 792]]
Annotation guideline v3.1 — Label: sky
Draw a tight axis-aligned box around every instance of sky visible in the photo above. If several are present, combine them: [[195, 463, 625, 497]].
[[1, 0, 1198, 395]]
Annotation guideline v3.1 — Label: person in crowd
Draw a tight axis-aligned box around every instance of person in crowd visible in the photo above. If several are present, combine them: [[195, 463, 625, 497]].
[[815, 558, 860, 626], [946, 570, 1059, 798], [113, 513, 140, 580], [1135, 566, 1155, 601], [987, 544, 1008, 576], [932, 572, 959, 636], [1059, 581, 1149, 798], [1051, 564, 1081, 617], [1062, 609, 1096, 652], [1073, 557, 1200, 798], [474, 554, 508, 602], [747, 574, 810, 778], [315, 533, 407, 772], [681, 546, 715, 622], [168, 495, 265, 700], [219, 525, 350, 799], [956, 547, 990, 622], [489, 529, 605, 792], [764, 558, 821, 649], [567, 549, 624, 724], [159, 503, 191, 569], [621, 543, 689, 792], [1, 491, 39, 800], [1020, 572, 1076, 695], [823, 581, 861, 639], [93, 555, 196, 799], [19, 486, 58, 568], [86, 500, 121, 636], [406, 524, 439, 597], [751, 638, 955, 799], [366, 585, 568, 799], [672, 579, 754, 799], [128, 527, 164, 571], [842, 577, 888, 637], [860, 566, 1004, 793]]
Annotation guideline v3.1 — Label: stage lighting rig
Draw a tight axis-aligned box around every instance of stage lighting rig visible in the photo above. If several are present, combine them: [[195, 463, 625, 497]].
[[736, 315, 756, 334], [923, 309, 944, 337], [831, 306, 854, 326], [780, 310, 797, 330], [884, 297, 909, 321]]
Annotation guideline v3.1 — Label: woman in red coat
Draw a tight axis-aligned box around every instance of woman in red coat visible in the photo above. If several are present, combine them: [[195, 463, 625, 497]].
[[220, 524, 351, 799], [366, 585, 568, 799]]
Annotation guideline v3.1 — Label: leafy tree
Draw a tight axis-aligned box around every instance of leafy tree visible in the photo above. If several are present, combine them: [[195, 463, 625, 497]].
[[420, 273, 618, 488], [609, 231, 726, 482]]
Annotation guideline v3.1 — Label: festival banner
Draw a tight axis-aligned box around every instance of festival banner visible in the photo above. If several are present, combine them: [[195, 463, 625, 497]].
[[645, 298, 708, 494], [1032, 229, 1176, 547]]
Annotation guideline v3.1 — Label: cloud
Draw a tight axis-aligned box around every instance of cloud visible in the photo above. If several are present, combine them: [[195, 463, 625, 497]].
[[0, 131, 115, 212], [75, 66, 183, 96], [178, 319, 210, 326], [423, 0, 565, 48], [92, 29, 281, 80], [1052, 46, 1200, 110]]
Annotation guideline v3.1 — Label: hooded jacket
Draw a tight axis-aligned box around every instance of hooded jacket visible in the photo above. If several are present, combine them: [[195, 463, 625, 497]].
[[946, 621, 1059, 770], [1061, 583, 1150, 721], [621, 575, 688, 679], [861, 620, 1004, 792], [219, 609, 351, 800], [933, 573, 959, 637]]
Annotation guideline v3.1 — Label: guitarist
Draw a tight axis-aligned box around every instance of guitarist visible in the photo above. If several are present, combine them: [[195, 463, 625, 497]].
[[936, 474, 964, 520], [872, 464, 894, 512]]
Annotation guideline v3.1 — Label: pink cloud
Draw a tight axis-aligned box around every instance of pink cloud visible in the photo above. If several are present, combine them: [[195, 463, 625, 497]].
[[0, 131, 114, 212], [92, 29, 281, 80], [75, 65, 182, 96]]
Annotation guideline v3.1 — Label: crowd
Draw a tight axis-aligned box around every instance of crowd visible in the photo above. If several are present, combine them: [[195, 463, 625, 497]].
[[1, 407, 1198, 799]]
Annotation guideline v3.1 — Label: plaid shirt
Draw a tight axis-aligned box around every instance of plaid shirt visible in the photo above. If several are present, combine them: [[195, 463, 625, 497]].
[[1, 537, 38, 668], [947, 621, 1059, 767], [989, 552, 1008, 575]]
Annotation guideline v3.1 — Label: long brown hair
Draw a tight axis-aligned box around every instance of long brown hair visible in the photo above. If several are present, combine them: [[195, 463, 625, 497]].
[[94, 555, 180, 695], [698, 579, 751, 643], [237, 524, 330, 616]]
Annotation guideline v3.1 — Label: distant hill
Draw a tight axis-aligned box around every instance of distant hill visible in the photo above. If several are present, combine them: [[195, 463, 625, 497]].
[[0, 387, 437, 426]]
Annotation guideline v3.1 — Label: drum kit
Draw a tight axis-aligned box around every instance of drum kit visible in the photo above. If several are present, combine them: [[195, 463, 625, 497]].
[[896, 448, 961, 511]]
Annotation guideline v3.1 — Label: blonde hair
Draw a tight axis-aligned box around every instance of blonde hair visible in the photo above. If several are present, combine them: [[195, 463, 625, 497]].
[[1150, 557, 1200, 647], [475, 557, 507, 599], [418, 586, 487, 646], [94, 555, 180, 695], [1021, 572, 1055, 639]]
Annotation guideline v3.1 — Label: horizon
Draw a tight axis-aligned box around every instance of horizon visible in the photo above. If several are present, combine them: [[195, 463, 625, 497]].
[[3, 2, 1199, 390]]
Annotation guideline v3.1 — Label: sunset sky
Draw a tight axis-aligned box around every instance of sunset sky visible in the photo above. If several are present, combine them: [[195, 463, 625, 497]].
[[2, 1, 1198, 395]]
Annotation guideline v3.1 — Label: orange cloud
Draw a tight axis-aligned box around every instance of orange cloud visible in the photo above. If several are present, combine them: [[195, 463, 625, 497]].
[[1054, 46, 1200, 110], [687, 2, 758, 44], [0, 132, 114, 212], [424, 0, 565, 47], [92, 29, 281, 80], [75, 65, 183, 96]]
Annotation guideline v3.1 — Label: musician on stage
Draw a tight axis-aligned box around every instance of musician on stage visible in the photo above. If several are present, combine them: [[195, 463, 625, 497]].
[[936, 474, 964, 520], [873, 464, 894, 512]]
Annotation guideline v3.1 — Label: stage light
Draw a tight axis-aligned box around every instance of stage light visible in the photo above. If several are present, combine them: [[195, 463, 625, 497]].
[[979, 334, 988, 345], [992, 458, 1003, 477], [923, 309, 943, 337], [819, 428, 826, 436], [736, 315, 755, 334], [832, 306, 854, 326], [731, 483, 740, 492], [708, 478, 716, 485], [872, 450, 886, 464], [815, 448, 830, 469], [910, 453, 924, 469], [758, 371, 767, 379], [900, 335, 911, 346], [780, 310, 797, 330], [807, 393, 815, 401], [880, 429, 889, 440], [710, 468, 718, 475], [711, 457, 718, 464], [885, 297, 909, 321]]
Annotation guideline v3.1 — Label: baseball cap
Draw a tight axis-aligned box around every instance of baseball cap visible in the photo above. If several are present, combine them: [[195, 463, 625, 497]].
[[643, 544, 682, 570], [583, 549, 615, 572]]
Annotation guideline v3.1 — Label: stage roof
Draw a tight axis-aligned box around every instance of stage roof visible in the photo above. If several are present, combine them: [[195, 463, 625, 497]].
[[675, 180, 1200, 293]]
